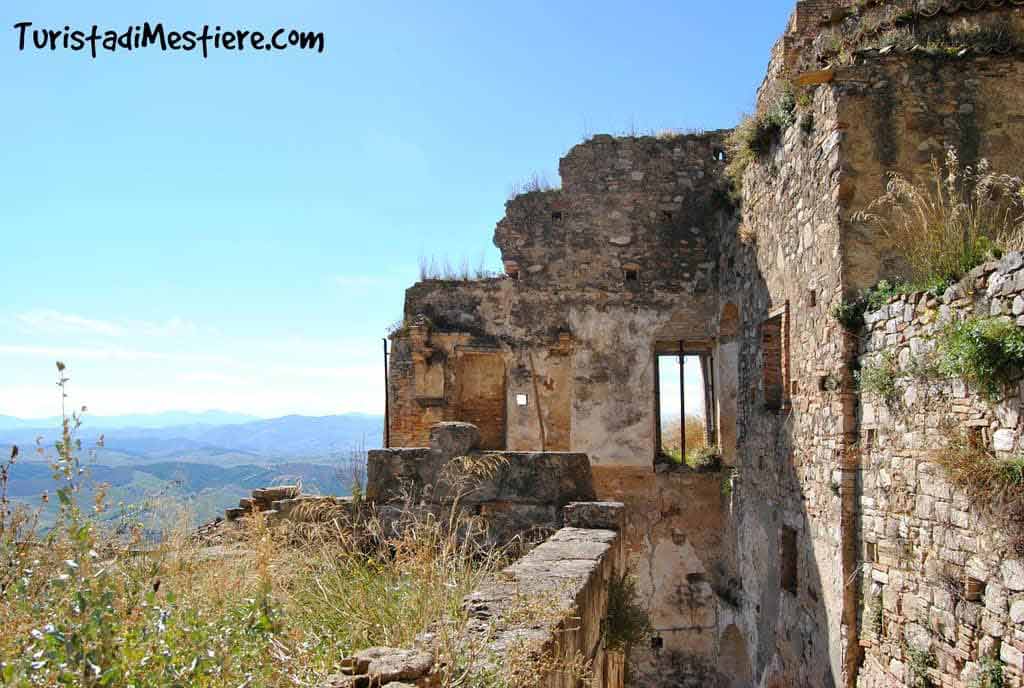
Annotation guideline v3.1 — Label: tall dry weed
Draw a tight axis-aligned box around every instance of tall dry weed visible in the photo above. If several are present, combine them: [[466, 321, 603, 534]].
[[855, 149, 1024, 283]]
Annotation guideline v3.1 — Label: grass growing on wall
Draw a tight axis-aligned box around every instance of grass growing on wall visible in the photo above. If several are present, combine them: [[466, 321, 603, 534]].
[[725, 81, 797, 191], [855, 149, 1024, 287], [933, 430, 1024, 556]]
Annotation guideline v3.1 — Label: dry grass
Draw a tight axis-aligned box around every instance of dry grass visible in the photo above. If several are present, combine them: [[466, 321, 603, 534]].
[[507, 172, 559, 200], [418, 251, 503, 281], [855, 149, 1024, 284], [933, 431, 1024, 556]]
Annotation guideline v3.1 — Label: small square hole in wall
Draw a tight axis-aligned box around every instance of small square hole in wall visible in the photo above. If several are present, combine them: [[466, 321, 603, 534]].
[[865, 428, 877, 450], [965, 577, 986, 603], [551, 211, 563, 223], [713, 148, 727, 162], [968, 426, 990, 450], [791, 380, 799, 397], [662, 210, 673, 222], [508, 269, 520, 281], [624, 268, 639, 283], [650, 636, 663, 650], [515, 393, 529, 407], [808, 289, 817, 307], [865, 541, 878, 564]]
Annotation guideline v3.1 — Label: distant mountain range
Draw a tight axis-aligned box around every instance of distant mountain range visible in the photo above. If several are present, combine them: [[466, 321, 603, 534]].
[[0, 410, 259, 430], [0, 412, 384, 528], [0, 413, 384, 466]]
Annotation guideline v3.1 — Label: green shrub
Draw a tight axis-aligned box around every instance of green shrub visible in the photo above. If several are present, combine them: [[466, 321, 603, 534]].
[[938, 316, 1024, 399], [686, 446, 723, 472], [603, 569, 651, 654], [857, 351, 900, 408], [831, 299, 869, 331], [725, 82, 798, 189], [906, 645, 937, 688], [832, 278, 955, 331], [973, 656, 1005, 688]]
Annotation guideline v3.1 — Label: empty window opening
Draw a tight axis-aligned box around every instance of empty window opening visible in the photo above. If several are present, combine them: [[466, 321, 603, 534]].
[[656, 345, 716, 465], [551, 211, 563, 223], [662, 210, 674, 222], [625, 268, 640, 282], [713, 148, 727, 162], [865, 541, 878, 564], [865, 428, 878, 450], [761, 310, 788, 411], [781, 527, 798, 595], [515, 393, 529, 407], [965, 577, 986, 603], [791, 380, 799, 397], [650, 636, 664, 650], [808, 289, 817, 307], [508, 269, 520, 281]]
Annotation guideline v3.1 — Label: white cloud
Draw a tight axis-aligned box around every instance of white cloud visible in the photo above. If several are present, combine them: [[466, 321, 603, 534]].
[[14, 310, 197, 339], [0, 344, 231, 365], [16, 310, 125, 337]]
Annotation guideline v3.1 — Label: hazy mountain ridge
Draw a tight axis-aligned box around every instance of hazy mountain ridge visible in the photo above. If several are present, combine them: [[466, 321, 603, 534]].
[[1, 413, 382, 527], [0, 413, 384, 465]]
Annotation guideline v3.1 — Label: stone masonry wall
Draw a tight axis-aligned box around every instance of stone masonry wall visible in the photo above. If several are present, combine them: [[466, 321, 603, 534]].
[[855, 256, 1024, 688], [368, 422, 596, 547], [723, 82, 855, 687]]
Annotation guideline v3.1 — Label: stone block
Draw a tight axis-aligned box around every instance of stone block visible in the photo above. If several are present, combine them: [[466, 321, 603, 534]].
[[563, 501, 625, 531], [1004, 560, 1024, 592], [251, 485, 300, 504], [428, 422, 481, 458]]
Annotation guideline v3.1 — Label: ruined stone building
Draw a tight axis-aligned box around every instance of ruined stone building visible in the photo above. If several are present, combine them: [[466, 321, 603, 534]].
[[382, 1, 1024, 686]]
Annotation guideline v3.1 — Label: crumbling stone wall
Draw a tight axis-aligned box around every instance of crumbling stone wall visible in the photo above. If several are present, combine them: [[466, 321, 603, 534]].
[[368, 422, 596, 546], [722, 82, 853, 688], [389, 132, 734, 464], [855, 256, 1024, 688], [386, 133, 738, 683], [380, 3, 1024, 686]]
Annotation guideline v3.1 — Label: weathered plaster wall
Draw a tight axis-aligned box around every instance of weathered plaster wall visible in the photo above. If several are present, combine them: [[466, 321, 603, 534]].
[[592, 466, 732, 688], [855, 258, 1024, 688]]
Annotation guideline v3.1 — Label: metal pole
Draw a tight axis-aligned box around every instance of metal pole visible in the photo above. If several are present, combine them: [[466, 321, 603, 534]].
[[383, 338, 390, 449], [679, 340, 685, 459]]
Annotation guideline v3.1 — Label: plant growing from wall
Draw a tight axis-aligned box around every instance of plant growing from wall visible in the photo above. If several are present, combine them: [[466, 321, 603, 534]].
[[854, 149, 1024, 287], [685, 445, 723, 472], [906, 645, 937, 688], [937, 316, 1024, 399], [603, 567, 651, 680], [725, 81, 798, 190], [857, 350, 901, 409], [971, 657, 1004, 688], [831, 278, 954, 332], [932, 429, 1024, 556]]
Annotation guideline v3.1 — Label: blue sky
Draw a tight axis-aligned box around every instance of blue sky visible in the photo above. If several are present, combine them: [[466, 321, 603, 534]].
[[1, 0, 793, 419]]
